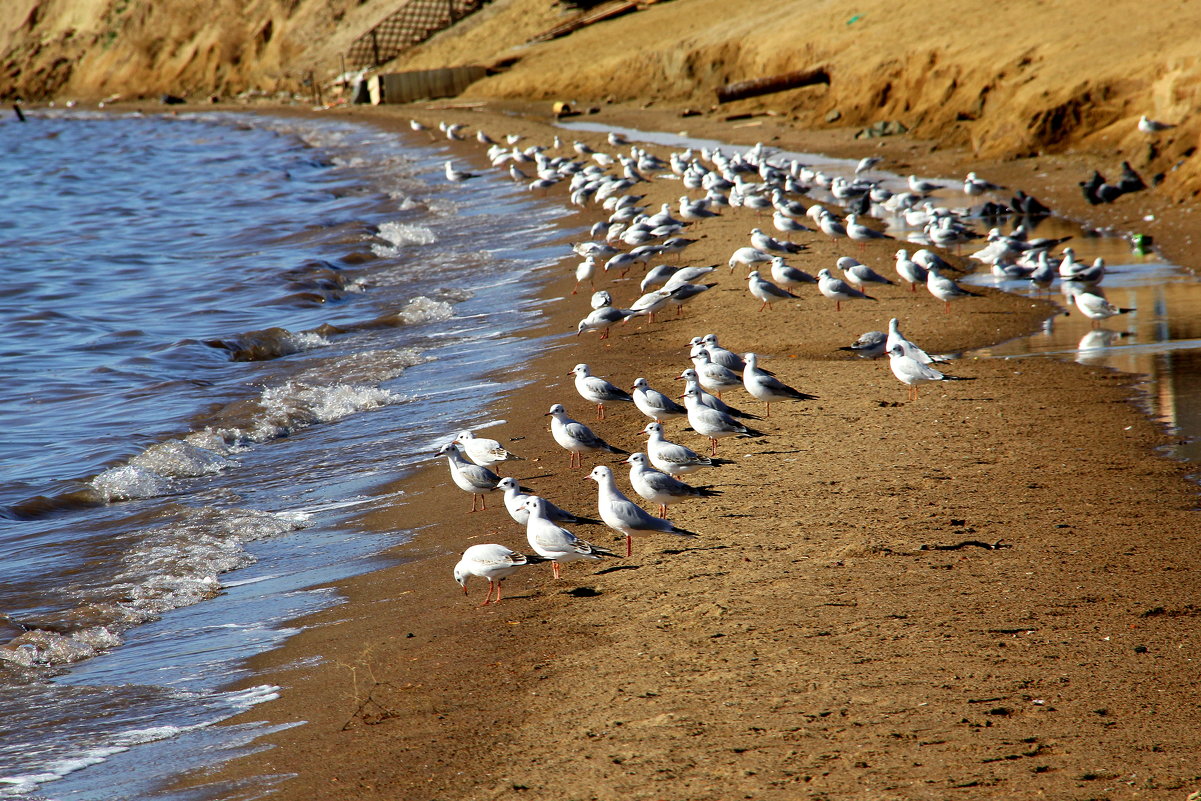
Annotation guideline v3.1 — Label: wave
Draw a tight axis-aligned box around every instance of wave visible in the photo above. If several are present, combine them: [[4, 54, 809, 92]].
[[0, 507, 304, 669]]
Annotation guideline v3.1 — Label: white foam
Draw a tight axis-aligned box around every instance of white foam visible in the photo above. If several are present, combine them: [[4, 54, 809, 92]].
[[372, 221, 436, 257]]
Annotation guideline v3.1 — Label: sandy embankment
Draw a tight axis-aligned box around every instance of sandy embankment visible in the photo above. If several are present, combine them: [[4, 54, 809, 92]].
[[169, 99, 1201, 801]]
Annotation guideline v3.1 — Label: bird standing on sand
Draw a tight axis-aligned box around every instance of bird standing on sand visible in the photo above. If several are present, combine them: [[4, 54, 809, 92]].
[[747, 270, 799, 311], [641, 421, 716, 475], [454, 544, 545, 606], [438, 442, 501, 512], [524, 497, 615, 579], [682, 386, 762, 455], [571, 363, 634, 421], [1138, 114, 1176, 133], [817, 268, 875, 311], [887, 345, 972, 401], [839, 256, 895, 292], [631, 377, 687, 422], [545, 404, 629, 468], [894, 249, 927, 291], [495, 477, 599, 527], [926, 267, 981, 313], [454, 430, 523, 469], [587, 465, 698, 557], [839, 330, 887, 359], [625, 452, 720, 518], [741, 352, 816, 416], [729, 246, 773, 273]]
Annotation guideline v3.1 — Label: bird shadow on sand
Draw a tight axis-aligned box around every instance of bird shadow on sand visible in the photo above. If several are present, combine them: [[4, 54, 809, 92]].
[[594, 564, 642, 575]]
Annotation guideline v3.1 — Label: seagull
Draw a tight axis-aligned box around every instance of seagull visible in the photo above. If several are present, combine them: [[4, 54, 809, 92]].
[[545, 404, 629, 468], [688, 347, 743, 397], [524, 497, 615, 579], [663, 265, 717, 291], [728, 246, 773, 273], [1071, 289, 1135, 327], [632, 377, 688, 422], [438, 442, 501, 512], [641, 421, 716, 475], [838, 256, 896, 292], [845, 214, 892, 248], [963, 171, 1005, 196], [894, 248, 928, 291], [454, 430, 523, 469], [496, 477, 600, 527], [576, 305, 635, 339], [839, 330, 887, 359], [751, 227, 804, 254], [747, 270, 799, 311], [886, 317, 939, 364], [1138, 114, 1176, 133], [855, 156, 882, 174], [816, 210, 848, 239], [572, 363, 634, 420], [817, 268, 875, 311], [454, 543, 547, 606], [572, 256, 597, 294], [587, 465, 698, 557], [887, 344, 973, 400], [677, 369, 759, 420], [907, 174, 944, 193], [699, 333, 748, 374], [444, 160, 477, 182], [926, 267, 982, 312], [590, 289, 612, 310], [625, 452, 720, 518], [682, 386, 763, 455], [741, 352, 816, 416], [770, 256, 817, 290]]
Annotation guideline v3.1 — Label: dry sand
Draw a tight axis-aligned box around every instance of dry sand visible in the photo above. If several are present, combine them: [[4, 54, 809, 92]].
[[169, 102, 1201, 801]]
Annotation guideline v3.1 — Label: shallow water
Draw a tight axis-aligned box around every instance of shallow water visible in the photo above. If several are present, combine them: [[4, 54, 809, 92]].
[[0, 110, 575, 798], [561, 120, 1201, 470]]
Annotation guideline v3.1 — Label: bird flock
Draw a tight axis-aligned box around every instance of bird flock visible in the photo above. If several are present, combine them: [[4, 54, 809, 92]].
[[435, 117, 1133, 605]]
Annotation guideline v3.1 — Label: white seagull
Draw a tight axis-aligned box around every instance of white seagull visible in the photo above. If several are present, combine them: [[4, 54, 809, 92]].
[[444, 160, 477, 182], [1071, 289, 1134, 327], [926, 267, 982, 313], [586, 465, 698, 557], [571, 363, 634, 421], [1138, 115, 1175, 133], [625, 452, 720, 518], [545, 404, 629, 468], [838, 330, 887, 359], [688, 347, 742, 397], [495, 477, 599, 527], [817, 268, 876, 311], [524, 497, 615, 579], [885, 317, 939, 365], [454, 543, 545, 606], [728, 246, 773, 273], [454, 430, 523, 469], [631, 377, 687, 422], [747, 270, 799, 311], [641, 421, 716, 475], [438, 442, 501, 512], [741, 352, 816, 416], [682, 386, 762, 455], [887, 345, 972, 400]]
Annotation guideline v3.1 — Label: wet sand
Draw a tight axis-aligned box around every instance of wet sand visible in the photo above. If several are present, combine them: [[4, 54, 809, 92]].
[[181, 102, 1201, 800]]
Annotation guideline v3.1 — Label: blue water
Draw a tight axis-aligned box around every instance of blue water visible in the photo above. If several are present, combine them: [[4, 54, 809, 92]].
[[0, 110, 574, 798]]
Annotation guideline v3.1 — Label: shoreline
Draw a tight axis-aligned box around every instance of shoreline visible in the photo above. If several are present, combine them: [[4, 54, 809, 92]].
[[177, 101, 1201, 800]]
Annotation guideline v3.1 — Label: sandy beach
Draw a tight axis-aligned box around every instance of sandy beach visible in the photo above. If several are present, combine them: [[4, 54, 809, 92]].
[[159, 101, 1201, 801]]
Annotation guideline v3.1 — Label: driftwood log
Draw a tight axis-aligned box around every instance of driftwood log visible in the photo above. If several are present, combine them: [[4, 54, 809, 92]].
[[716, 67, 830, 103]]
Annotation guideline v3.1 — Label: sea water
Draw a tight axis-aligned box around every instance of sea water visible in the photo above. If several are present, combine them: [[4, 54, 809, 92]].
[[0, 109, 576, 798]]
